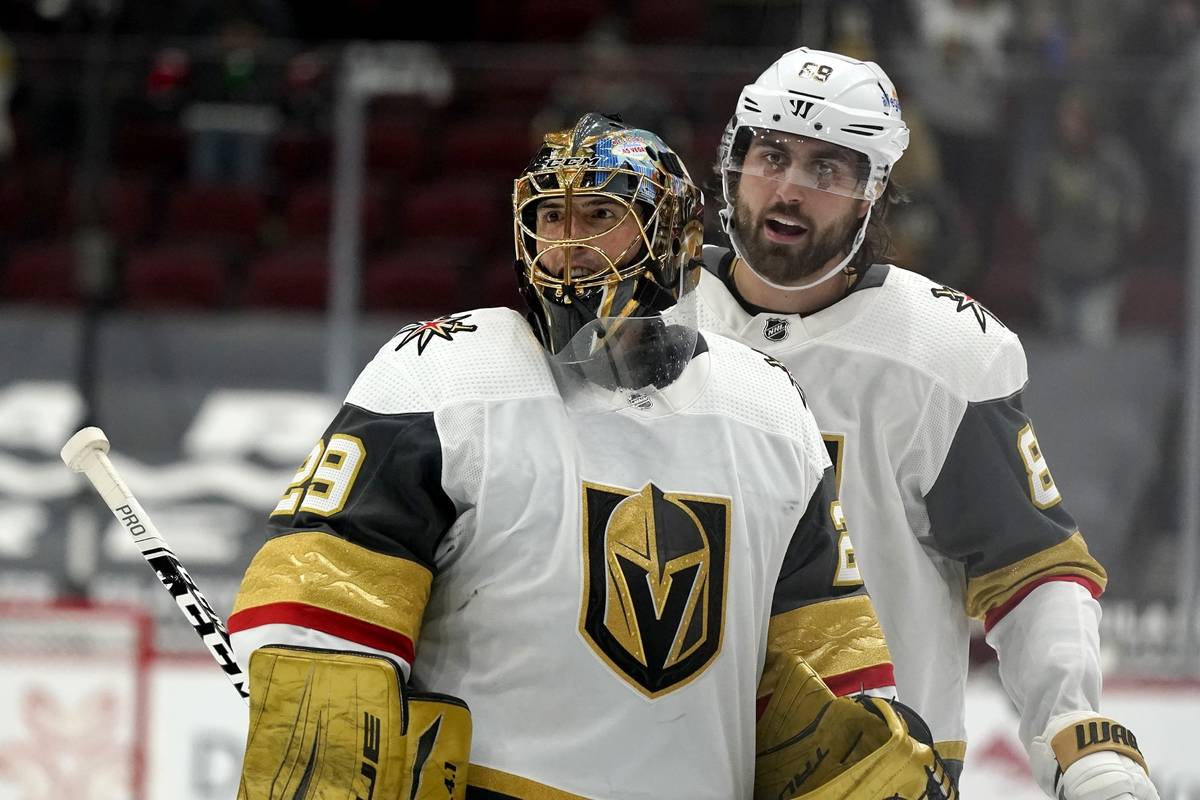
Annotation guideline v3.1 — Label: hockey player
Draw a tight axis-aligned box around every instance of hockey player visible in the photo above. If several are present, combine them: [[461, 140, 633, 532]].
[[695, 46, 1157, 800], [228, 113, 952, 799]]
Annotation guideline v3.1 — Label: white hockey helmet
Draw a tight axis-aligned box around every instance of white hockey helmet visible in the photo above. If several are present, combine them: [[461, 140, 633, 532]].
[[721, 47, 908, 203], [718, 47, 910, 289]]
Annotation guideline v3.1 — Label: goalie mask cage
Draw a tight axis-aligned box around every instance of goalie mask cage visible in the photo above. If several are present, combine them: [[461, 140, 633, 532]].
[[0, 601, 151, 800]]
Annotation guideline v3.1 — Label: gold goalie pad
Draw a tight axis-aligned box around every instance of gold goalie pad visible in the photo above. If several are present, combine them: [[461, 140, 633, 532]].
[[755, 651, 956, 800], [238, 646, 471, 800]]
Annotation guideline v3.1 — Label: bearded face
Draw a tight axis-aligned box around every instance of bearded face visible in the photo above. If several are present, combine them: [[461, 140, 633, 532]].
[[724, 132, 872, 287], [730, 191, 863, 286]]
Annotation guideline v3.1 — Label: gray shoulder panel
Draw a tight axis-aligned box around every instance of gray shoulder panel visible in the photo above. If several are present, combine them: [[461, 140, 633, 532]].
[[266, 404, 457, 572], [923, 388, 1078, 577], [701, 244, 735, 280], [850, 263, 891, 293], [772, 466, 867, 615]]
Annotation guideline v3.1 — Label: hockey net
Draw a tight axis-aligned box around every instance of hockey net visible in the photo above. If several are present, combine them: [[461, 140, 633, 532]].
[[0, 602, 151, 800]]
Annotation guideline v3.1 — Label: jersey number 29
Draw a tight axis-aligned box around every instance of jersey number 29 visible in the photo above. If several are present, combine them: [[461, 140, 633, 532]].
[[271, 435, 367, 518], [824, 434, 863, 587]]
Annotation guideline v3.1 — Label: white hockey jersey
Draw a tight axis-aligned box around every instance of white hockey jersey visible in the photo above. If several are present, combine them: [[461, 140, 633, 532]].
[[694, 247, 1108, 770], [230, 306, 880, 799]]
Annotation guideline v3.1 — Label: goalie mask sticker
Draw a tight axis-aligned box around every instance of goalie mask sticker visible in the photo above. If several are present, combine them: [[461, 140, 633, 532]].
[[579, 481, 730, 698]]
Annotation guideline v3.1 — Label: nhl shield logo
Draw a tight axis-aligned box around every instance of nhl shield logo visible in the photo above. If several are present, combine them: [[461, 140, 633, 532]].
[[763, 317, 790, 342], [579, 481, 730, 698]]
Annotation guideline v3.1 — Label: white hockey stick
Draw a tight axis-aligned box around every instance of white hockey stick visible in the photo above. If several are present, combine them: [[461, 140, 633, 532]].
[[61, 426, 250, 702]]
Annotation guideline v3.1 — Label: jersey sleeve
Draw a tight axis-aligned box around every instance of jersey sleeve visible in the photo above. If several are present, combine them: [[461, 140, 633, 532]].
[[761, 466, 895, 700], [229, 337, 471, 672], [922, 338, 1107, 631]]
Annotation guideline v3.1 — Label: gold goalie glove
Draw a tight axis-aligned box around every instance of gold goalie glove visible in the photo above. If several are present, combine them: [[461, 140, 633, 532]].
[[238, 646, 471, 800], [755, 650, 957, 800]]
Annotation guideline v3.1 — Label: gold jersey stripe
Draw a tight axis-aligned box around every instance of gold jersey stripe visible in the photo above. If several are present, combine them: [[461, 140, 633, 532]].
[[232, 531, 431, 644], [468, 764, 589, 799], [762, 595, 892, 692], [965, 531, 1107, 621], [935, 740, 967, 762]]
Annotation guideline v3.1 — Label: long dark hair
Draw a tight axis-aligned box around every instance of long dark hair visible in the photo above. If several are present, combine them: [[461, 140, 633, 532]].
[[850, 178, 904, 272]]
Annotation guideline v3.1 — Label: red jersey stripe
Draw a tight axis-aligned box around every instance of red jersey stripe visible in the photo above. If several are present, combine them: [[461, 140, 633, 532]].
[[227, 601, 416, 664], [983, 575, 1103, 633], [822, 662, 897, 698]]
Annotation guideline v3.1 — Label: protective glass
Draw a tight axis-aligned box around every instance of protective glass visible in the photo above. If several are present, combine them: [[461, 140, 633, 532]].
[[725, 126, 872, 200], [548, 292, 705, 417]]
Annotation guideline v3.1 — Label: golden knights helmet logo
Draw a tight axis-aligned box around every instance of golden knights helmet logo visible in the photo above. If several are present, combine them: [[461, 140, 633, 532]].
[[580, 481, 730, 697]]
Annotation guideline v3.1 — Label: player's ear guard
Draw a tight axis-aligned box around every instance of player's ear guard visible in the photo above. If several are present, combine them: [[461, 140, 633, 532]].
[[237, 645, 471, 800], [755, 650, 957, 800]]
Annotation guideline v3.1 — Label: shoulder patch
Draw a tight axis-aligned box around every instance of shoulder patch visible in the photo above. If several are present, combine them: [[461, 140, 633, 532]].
[[349, 307, 552, 416], [393, 312, 479, 354], [929, 286, 1005, 334]]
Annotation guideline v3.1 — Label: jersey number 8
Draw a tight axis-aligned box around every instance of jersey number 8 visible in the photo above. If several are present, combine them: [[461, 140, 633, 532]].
[[1017, 423, 1061, 510]]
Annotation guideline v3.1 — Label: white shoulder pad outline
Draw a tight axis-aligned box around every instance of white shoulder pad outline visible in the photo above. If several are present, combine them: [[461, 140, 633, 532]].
[[346, 307, 557, 415]]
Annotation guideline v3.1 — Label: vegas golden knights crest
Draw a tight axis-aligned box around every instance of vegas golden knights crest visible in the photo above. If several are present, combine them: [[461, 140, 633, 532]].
[[580, 481, 731, 698]]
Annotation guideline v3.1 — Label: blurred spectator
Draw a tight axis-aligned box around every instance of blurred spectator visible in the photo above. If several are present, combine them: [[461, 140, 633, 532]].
[[144, 46, 191, 117], [180, 7, 289, 187], [1133, 0, 1197, 268], [280, 49, 330, 136], [1016, 89, 1147, 346], [1123, 0, 1199, 58], [826, 3, 875, 61], [817, 8, 979, 288], [886, 101, 981, 290], [896, 0, 1014, 251], [1153, 1, 1200, 172], [0, 29, 13, 164], [855, 0, 918, 55], [1035, 0, 1146, 62], [531, 25, 692, 157], [1007, 3, 1070, 196]]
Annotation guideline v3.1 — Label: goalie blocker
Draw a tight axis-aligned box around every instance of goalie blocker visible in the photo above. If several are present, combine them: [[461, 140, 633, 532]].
[[238, 646, 471, 800], [756, 649, 958, 800]]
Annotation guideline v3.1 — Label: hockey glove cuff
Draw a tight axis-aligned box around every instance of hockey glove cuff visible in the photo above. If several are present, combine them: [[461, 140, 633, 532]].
[[1031, 712, 1157, 800]]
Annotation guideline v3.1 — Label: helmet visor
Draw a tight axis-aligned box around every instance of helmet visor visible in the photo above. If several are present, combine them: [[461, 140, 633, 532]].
[[724, 126, 873, 200]]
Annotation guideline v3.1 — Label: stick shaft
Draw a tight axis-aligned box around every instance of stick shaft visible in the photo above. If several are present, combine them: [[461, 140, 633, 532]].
[[74, 446, 249, 702]]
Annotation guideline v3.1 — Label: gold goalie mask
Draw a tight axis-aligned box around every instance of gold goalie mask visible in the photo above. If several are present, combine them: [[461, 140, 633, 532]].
[[515, 114, 708, 404], [756, 649, 958, 800], [514, 113, 705, 350]]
